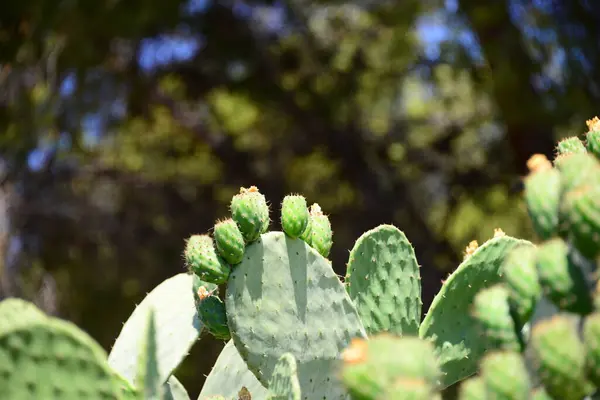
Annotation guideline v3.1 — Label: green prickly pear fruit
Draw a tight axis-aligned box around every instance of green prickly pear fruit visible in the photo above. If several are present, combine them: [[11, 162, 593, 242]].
[[554, 152, 600, 194], [472, 285, 521, 351], [502, 245, 541, 327], [561, 183, 600, 259], [480, 351, 531, 400], [530, 315, 593, 400], [384, 378, 440, 400], [583, 312, 600, 387], [307, 203, 332, 257], [340, 335, 440, 400], [299, 215, 312, 244], [535, 238, 593, 314], [586, 117, 600, 158], [230, 186, 270, 243], [556, 136, 587, 156], [214, 218, 245, 265], [184, 235, 231, 285], [195, 286, 231, 341], [458, 377, 486, 400], [280, 195, 309, 239], [524, 154, 561, 240]]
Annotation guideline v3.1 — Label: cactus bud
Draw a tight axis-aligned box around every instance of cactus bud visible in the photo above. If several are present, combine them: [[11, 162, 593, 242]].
[[230, 186, 270, 243], [213, 218, 245, 265], [472, 285, 521, 351], [585, 116, 600, 159], [184, 235, 231, 284], [307, 203, 332, 257], [195, 286, 230, 341], [281, 195, 310, 239]]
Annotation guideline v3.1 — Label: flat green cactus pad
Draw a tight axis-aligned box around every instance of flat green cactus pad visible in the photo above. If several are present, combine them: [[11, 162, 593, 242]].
[[164, 376, 191, 400], [0, 318, 122, 399], [346, 224, 421, 336], [199, 340, 268, 400], [419, 235, 534, 388], [0, 298, 47, 335], [225, 231, 367, 399], [109, 273, 202, 386]]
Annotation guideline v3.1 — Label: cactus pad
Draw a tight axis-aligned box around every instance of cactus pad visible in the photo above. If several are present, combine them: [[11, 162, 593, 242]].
[[185, 235, 231, 285], [214, 219, 245, 265], [0, 297, 47, 334], [225, 231, 367, 399], [109, 273, 203, 385], [345, 224, 421, 336], [267, 353, 301, 400], [0, 318, 122, 399], [281, 195, 309, 239], [419, 234, 534, 388], [586, 117, 600, 158], [164, 376, 191, 400], [199, 340, 268, 400]]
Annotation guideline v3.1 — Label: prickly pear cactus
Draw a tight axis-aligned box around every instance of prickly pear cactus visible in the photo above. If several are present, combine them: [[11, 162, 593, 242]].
[[419, 232, 534, 388]]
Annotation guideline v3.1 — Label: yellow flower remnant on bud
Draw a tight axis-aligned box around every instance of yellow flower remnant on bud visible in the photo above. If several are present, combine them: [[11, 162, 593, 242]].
[[341, 338, 368, 365], [240, 185, 259, 194], [309, 203, 323, 216], [197, 286, 215, 301], [493, 228, 506, 238], [526, 154, 552, 173], [463, 240, 479, 260], [586, 116, 600, 133]]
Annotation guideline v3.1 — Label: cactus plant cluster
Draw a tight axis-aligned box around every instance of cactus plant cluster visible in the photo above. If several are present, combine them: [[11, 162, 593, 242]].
[[1, 118, 600, 399]]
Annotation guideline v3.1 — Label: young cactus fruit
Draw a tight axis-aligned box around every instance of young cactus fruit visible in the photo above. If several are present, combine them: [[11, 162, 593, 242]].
[[457, 377, 486, 400], [586, 116, 600, 158], [535, 238, 593, 315], [501, 245, 541, 327], [530, 315, 593, 400], [524, 154, 561, 240], [583, 312, 600, 387], [196, 286, 231, 341], [556, 136, 587, 156], [230, 186, 270, 243], [480, 351, 531, 400], [307, 203, 333, 257], [184, 235, 231, 285], [280, 195, 309, 239], [340, 335, 441, 400], [472, 285, 521, 351], [561, 183, 600, 259], [213, 218, 245, 265]]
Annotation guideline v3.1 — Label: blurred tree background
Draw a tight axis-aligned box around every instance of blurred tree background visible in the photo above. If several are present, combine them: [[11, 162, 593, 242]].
[[0, 0, 599, 397]]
